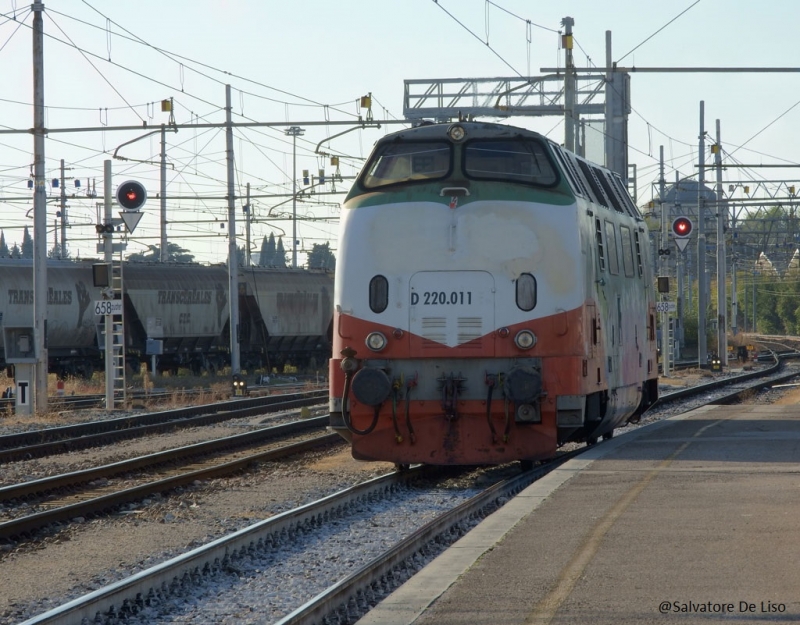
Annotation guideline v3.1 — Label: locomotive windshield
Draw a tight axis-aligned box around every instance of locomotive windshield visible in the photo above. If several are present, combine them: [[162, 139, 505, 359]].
[[463, 139, 558, 186], [362, 141, 451, 189]]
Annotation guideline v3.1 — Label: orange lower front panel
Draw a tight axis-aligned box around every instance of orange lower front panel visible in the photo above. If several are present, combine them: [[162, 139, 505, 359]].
[[348, 401, 557, 465]]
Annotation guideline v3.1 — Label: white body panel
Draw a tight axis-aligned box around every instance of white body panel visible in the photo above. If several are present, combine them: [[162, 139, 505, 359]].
[[336, 199, 583, 334]]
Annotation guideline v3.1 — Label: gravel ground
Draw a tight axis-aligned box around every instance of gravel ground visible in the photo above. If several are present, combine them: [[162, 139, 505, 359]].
[[0, 406, 326, 487], [0, 420, 393, 624]]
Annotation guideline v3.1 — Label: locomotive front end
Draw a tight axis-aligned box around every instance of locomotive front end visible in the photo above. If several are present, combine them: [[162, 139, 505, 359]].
[[329, 122, 593, 466]]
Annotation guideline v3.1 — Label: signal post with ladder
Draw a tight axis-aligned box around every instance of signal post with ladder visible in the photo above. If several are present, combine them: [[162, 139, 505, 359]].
[[659, 217, 693, 374], [95, 160, 147, 410]]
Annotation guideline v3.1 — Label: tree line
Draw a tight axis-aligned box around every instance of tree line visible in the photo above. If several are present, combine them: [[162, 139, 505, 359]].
[[0, 227, 33, 258]]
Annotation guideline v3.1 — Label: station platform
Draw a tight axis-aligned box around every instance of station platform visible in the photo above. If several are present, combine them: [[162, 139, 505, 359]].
[[358, 404, 800, 625]]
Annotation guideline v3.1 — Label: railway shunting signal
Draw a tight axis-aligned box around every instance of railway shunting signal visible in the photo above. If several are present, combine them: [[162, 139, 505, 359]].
[[116, 180, 146, 233], [671, 216, 693, 252], [116, 180, 147, 210]]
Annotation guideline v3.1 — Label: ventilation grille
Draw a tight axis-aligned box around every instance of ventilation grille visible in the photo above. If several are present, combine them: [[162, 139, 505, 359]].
[[420, 316, 482, 348], [457, 317, 482, 346], [421, 317, 447, 346]]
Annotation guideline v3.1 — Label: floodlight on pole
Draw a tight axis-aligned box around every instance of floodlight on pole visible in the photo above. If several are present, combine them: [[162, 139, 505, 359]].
[[284, 126, 305, 268]]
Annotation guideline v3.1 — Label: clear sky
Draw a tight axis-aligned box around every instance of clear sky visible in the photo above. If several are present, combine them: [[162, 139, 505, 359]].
[[0, 0, 798, 265]]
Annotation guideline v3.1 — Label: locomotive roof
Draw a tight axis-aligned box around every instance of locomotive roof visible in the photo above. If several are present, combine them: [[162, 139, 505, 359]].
[[377, 121, 546, 144]]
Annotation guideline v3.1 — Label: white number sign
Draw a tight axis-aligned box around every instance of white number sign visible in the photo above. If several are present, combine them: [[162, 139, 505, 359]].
[[94, 300, 123, 316]]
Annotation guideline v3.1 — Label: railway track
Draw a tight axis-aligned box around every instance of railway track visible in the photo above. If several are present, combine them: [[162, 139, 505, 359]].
[[0, 388, 327, 463], [17, 460, 568, 625], [653, 351, 799, 409], [17, 354, 800, 625], [11, 358, 777, 547], [0, 414, 336, 544], [0, 380, 318, 414]]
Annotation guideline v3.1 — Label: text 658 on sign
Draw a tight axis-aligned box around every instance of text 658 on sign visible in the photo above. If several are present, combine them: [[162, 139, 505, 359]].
[[94, 300, 123, 316]]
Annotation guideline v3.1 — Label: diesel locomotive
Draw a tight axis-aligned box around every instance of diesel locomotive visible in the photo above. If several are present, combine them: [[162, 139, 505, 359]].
[[329, 121, 658, 467]]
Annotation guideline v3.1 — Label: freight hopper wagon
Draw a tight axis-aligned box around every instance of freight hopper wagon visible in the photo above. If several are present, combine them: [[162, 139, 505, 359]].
[[0, 259, 334, 377], [240, 267, 334, 372], [329, 121, 659, 467], [124, 264, 333, 374], [121, 263, 231, 374], [0, 259, 102, 379]]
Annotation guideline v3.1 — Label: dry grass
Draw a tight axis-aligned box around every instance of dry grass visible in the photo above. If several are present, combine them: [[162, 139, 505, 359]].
[[0, 367, 232, 423], [0, 360, 326, 424]]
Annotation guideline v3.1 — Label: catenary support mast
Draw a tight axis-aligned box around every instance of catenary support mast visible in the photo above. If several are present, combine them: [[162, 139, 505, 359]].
[[32, 2, 48, 413], [60, 159, 67, 257], [697, 102, 708, 366], [160, 125, 168, 262], [715, 119, 727, 364], [225, 85, 240, 375]]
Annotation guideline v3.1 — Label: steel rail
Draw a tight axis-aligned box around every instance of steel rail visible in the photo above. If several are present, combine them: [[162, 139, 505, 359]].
[[277, 358, 800, 625], [654, 353, 788, 407], [0, 431, 341, 543], [0, 416, 328, 503], [275, 449, 584, 625], [0, 390, 327, 462], [18, 467, 429, 625]]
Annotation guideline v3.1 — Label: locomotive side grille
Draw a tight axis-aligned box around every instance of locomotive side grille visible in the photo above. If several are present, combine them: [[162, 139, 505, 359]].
[[457, 317, 482, 346], [421, 317, 447, 346]]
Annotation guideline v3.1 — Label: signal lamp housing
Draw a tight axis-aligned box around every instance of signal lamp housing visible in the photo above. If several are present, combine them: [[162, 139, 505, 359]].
[[671, 216, 693, 238], [116, 180, 147, 210]]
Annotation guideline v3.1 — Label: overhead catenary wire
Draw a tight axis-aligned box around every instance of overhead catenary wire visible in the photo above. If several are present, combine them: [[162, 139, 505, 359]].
[[616, 0, 704, 63], [430, 0, 525, 78], [0, 6, 30, 54], [3, 3, 796, 265], [72, 2, 360, 117]]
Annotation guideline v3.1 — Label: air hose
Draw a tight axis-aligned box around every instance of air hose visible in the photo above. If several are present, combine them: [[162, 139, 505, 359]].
[[405, 379, 416, 444], [341, 369, 380, 436], [486, 376, 497, 444], [391, 381, 403, 443]]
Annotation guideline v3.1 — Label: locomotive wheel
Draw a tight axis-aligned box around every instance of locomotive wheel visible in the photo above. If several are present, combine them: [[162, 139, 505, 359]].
[[394, 463, 410, 472], [586, 436, 598, 446], [519, 459, 534, 472], [602, 430, 615, 441]]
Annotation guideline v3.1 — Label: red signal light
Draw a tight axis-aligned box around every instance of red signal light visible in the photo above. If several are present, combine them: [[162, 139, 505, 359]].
[[115, 180, 147, 210], [671, 217, 693, 237]]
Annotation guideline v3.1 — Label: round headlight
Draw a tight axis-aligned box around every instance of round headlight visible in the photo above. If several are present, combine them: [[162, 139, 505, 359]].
[[366, 332, 387, 352], [448, 124, 466, 142], [514, 330, 537, 350]]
